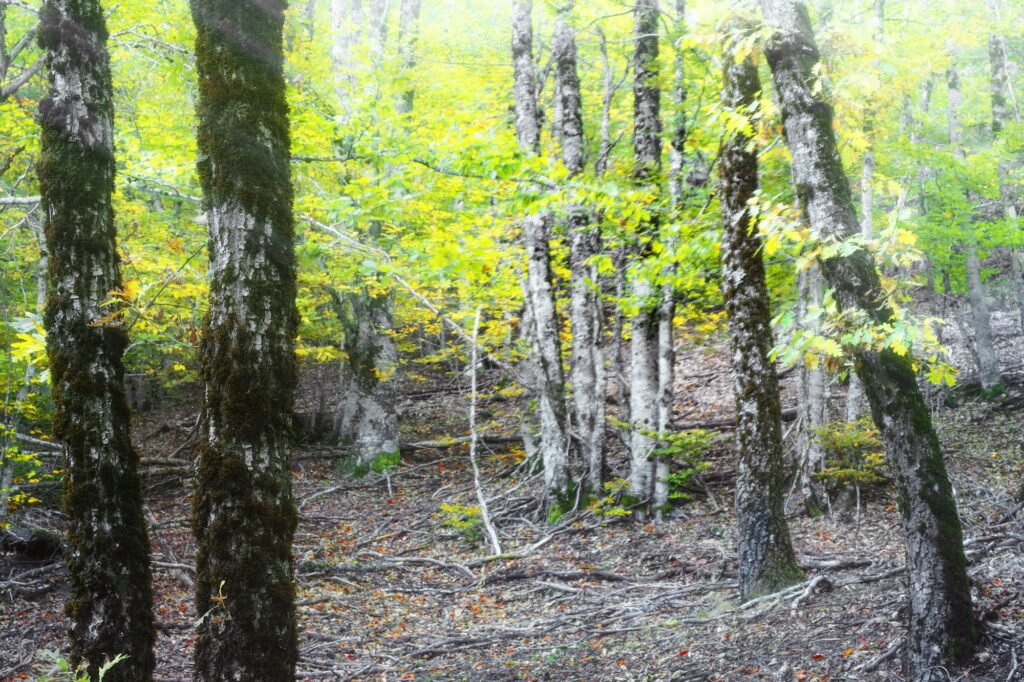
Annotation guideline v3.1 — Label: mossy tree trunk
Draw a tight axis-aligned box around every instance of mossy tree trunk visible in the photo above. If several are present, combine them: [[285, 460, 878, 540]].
[[761, 1, 978, 676], [718, 31, 803, 599], [554, 2, 605, 492], [37, 0, 156, 678], [189, 0, 300, 679]]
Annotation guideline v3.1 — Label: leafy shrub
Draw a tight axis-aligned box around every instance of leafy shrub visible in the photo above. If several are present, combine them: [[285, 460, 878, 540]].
[[812, 417, 889, 496], [655, 429, 713, 506], [437, 502, 482, 543]]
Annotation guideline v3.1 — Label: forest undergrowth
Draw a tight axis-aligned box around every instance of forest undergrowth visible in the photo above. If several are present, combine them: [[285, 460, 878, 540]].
[[2, 344, 1023, 682]]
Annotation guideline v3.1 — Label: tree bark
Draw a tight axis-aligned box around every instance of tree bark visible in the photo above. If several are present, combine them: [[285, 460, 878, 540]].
[[38, 2, 156, 677], [513, 0, 569, 505], [190, 0, 300, 678], [512, 1, 540, 155], [760, 2, 978, 676], [333, 289, 400, 464], [627, 0, 663, 510], [719, 33, 803, 599], [792, 266, 829, 513], [554, 2, 605, 491], [949, 63, 1001, 391]]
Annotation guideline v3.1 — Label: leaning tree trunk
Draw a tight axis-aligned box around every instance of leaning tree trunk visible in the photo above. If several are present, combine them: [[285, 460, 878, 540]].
[[554, 3, 605, 491], [513, 0, 570, 506], [627, 0, 663, 510], [761, 2, 978, 677], [38, 2, 155, 678], [719, 33, 803, 599], [190, 1, 300, 679]]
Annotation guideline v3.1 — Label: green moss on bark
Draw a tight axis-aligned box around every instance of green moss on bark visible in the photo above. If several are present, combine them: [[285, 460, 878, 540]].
[[190, 0, 299, 678], [37, 1, 156, 679]]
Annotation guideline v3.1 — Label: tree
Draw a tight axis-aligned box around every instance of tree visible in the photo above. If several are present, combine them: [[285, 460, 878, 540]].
[[554, 1, 605, 491], [37, 0, 156, 678], [947, 62, 1001, 392], [189, 0, 300, 678], [718, 23, 803, 600], [512, 0, 570, 506], [627, 0, 662, 510], [760, 1, 978, 677]]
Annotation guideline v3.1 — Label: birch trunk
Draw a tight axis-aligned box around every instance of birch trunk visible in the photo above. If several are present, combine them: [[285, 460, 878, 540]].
[[190, 0, 299, 678], [761, 2, 978, 676], [719, 37, 803, 598], [628, 0, 662, 509], [555, 3, 605, 491], [38, 2, 155, 678]]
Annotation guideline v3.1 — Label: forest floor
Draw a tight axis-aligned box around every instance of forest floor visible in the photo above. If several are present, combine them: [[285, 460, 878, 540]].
[[2, 343, 1024, 682]]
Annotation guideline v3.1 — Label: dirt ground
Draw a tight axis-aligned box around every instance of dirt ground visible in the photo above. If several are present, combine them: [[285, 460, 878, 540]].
[[2, 353, 1024, 682]]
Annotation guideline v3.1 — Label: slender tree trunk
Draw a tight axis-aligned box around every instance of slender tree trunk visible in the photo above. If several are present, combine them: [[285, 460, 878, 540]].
[[330, 0, 363, 109], [397, 0, 423, 115], [524, 215, 570, 501], [654, 0, 687, 515], [949, 63, 1001, 391], [512, 1, 540, 155], [37, 2, 155, 678], [719, 33, 803, 599], [989, 25, 1024, 333], [792, 267, 828, 513], [513, 0, 569, 505], [627, 0, 662, 509], [761, 2, 978, 676], [554, 3, 605, 491], [190, 1, 299, 678], [847, 0, 884, 423]]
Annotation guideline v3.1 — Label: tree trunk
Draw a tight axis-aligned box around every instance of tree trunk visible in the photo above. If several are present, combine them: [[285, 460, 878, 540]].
[[760, 2, 978, 676], [512, 1, 540, 155], [555, 3, 605, 491], [949, 63, 1001, 391], [190, 0, 300, 678], [792, 266, 829, 513], [628, 0, 663, 510], [964, 245, 1001, 391], [37, 2, 156, 678], [328, 0, 401, 465], [654, 0, 688, 515], [333, 289, 400, 464], [523, 215, 570, 503], [719, 33, 803, 599], [397, 0, 423, 115], [513, 0, 569, 506]]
